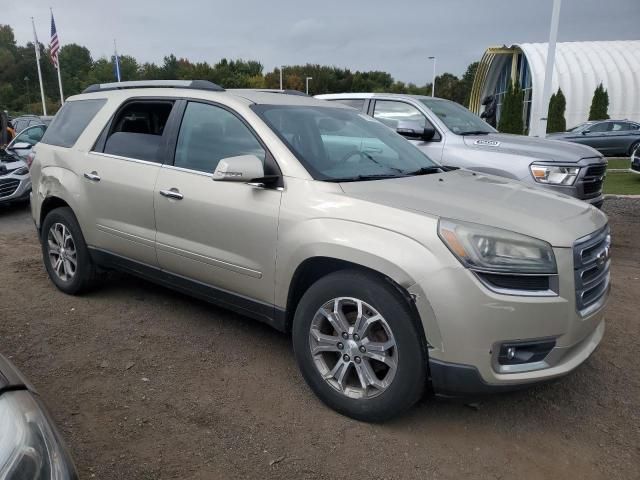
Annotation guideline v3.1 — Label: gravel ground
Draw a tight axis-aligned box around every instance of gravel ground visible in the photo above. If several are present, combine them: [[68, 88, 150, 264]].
[[0, 199, 638, 479]]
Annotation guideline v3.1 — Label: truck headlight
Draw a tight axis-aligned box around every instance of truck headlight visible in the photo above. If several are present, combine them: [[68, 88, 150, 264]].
[[0, 390, 77, 479], [530, 164, 580, 185], [438, 219, 556, 274]]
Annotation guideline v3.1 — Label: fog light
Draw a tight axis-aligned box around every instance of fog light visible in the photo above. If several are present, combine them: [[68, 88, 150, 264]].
[[498, 340, 556, 365]]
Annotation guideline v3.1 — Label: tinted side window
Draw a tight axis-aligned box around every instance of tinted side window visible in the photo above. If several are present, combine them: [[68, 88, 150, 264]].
[[174, 102, 265, 174], [41, 99, 107, 148], [588, 122, 609, 133], [374, 100, 440, 140], [330, 99, 365, 111], [103, 101, 174, 163]]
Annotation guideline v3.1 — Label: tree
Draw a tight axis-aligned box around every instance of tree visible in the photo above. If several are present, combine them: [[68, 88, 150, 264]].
[[588, 83, 609, 120], [547, 88, 566, 133], [498, 82, 524, 134]]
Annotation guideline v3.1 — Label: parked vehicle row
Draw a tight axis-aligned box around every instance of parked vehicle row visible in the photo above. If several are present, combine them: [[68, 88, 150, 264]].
[[317, 93, 607, 208], [28, 81, 610, 421]]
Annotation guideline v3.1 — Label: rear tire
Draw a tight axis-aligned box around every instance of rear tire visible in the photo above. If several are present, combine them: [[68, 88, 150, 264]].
[[41, 207, 100, 294], [292, 270, 427, 422], [629, 141, 640, 157]]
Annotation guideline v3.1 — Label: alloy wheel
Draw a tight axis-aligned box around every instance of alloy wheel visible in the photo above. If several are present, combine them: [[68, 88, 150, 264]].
[[308, 297, 397, 399], [47, 222, 77, 282]]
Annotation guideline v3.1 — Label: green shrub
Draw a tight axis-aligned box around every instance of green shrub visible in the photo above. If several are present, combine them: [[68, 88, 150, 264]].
[[498, 82, 524, 134], [547, 88, 567, 133]]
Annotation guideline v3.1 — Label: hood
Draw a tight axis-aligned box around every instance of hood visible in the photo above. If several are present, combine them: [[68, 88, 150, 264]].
[[0, 150, 26, 175], [461, 133, 601, 163], [339, 170, 607, 247]]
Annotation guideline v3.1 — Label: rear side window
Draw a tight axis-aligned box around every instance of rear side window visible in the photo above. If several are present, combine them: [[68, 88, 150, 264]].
[[102, 101, 174, 163], [41, 99, 106, 148]]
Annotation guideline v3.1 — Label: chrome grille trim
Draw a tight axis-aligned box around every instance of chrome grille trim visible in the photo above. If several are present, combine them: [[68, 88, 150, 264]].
[[573, 225, 610, 316], [0, 178, 20, 198]]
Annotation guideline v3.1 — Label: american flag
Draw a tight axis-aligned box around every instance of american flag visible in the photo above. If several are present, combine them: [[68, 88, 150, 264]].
[[49, 13, 60, 68]]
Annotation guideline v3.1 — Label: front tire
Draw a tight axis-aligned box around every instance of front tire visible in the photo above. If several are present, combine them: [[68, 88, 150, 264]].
[[41, 207, 100, 294], [292, 270, 427, 422]]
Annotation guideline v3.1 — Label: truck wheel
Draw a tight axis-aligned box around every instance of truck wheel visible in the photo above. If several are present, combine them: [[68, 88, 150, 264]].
[[41, 207, 100, 294], [292, 270, 426, 422]]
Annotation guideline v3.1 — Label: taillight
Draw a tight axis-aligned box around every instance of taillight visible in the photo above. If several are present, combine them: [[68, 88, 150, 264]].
[[25, 151, 36, 169]]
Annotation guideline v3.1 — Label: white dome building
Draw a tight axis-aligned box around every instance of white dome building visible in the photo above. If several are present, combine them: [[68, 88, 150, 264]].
[[469, 40, 640, 136]]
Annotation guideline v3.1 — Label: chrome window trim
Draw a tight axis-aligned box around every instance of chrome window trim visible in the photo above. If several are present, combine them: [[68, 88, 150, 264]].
[[89, 151, 162, 167]]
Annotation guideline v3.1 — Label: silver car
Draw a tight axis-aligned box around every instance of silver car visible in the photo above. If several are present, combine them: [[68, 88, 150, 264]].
[[0, 149, 31, 205], [29, 81, 610, 421], [317, 93, 607, 208]]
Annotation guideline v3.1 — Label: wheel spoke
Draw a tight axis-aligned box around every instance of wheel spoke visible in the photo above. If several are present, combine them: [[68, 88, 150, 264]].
[[319, 305, 349, 334], [51, 227, 63, 247], [355, 314, 382, 338], [310, 328, 341, 355], [324, 359, 350, 391], [362, 338, 396, 367], [354, 358, 385, 390], [63, 258, 74, 276], [48, 239, 60, 254]]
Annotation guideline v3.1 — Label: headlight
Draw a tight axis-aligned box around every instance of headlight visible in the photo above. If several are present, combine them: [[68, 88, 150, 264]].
[[13, 166, 29, 176], [530, 164, 580, 185], [438, 218, 556, 274], [0, 391, 77, 479]]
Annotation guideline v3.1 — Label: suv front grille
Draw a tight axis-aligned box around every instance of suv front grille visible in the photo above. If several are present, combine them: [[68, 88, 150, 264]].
[[0, 178, 20, 198], [574, 226, 610, 316], [579, 164, 606, 197]]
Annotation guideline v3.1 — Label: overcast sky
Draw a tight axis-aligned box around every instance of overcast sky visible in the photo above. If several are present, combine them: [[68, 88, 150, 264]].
[[5, 0, 640, 84]]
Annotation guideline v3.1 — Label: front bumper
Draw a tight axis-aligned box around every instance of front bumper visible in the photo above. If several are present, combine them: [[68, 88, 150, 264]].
[[409, 244, 609, 395], [0, 174, 31, 204]]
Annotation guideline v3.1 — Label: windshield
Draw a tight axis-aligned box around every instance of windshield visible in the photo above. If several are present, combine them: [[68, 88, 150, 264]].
[[420, 98, 495, 135], [252, 105, 440, 181]]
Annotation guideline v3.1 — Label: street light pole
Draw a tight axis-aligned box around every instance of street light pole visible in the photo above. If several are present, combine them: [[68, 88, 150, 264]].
[[428, 56, 436, 97], [279, 66, 283, 90], [24, 76, 31, 114], [536, 0, 562, 137], [305, 76, 312, 95]]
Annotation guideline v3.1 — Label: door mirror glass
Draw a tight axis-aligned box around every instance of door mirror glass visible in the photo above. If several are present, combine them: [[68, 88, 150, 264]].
[[213, 154, 264, 182]]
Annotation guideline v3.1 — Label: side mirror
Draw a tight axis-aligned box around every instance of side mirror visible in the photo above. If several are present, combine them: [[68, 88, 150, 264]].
[[582, 130, 590, 135], [213, 154, 265, 182], [10, 142, 32, 150], [396, 121, 435, 141]]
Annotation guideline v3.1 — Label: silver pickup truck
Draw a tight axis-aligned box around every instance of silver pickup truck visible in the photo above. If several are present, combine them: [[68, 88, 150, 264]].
[[317, 93, 606, 208]]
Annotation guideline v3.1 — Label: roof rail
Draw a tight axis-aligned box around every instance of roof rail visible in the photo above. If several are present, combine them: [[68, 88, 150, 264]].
[[231, 88, 309, 97], [82, 80, 224, 94]]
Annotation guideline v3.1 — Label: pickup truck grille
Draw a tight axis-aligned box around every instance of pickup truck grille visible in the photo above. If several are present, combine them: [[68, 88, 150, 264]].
[[574, 226, 610, 316], [579, 164, 606, 197], [0, 178, 19, 198]]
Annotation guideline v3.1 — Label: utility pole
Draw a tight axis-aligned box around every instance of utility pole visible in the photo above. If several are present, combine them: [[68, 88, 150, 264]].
[[537, 0, 562, 137], [305, 76, 312, 95], [428, 56, 436, 97], [24, 76, 31, 113], [279, 66, 283, 90]]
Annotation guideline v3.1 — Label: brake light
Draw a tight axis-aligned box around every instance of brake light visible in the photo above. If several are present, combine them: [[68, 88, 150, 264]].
[[25, 151, 36, 170]]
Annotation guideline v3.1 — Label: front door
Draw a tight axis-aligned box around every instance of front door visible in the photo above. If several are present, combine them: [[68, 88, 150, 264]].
[[371, 99, 445, 161], [154, 101, 282, 306]]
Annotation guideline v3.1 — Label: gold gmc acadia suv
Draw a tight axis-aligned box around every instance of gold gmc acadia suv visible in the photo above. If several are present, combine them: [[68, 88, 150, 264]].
[[28, 80, 611, 421]]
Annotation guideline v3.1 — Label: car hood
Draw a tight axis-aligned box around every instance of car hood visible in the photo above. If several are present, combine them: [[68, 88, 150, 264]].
[[339, 170, 607, 247], [0, 150, 27, 173], [461, 132, 601, 162]]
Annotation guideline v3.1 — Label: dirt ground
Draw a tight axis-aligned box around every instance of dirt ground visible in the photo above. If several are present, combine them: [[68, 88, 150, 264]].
[[0, 199, 638, 480]]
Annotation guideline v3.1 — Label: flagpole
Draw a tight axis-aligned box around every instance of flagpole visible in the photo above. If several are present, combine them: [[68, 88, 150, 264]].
[[114, 39, 121, 82], [30, 17, 47, 116], [51, 8, 64, 106]]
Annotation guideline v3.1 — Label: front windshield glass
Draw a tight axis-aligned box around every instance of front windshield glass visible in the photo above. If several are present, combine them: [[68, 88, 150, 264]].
[[420, 98, 496, 135], [252, 105, 440, 181]]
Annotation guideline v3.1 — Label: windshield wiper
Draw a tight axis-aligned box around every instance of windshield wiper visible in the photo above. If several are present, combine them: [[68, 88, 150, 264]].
[[404, 166, 443, 176], [324, 173, 405, 183], [459, 130, 491, 135]]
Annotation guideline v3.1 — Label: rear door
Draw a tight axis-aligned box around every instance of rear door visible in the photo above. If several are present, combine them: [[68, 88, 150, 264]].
[[82, 98, 179, 266], [153, 100, 282, 306]]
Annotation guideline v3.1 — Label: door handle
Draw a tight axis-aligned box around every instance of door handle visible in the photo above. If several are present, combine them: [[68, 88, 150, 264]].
[[159, 188, 184, 200], [83, 171, 101, 182]]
